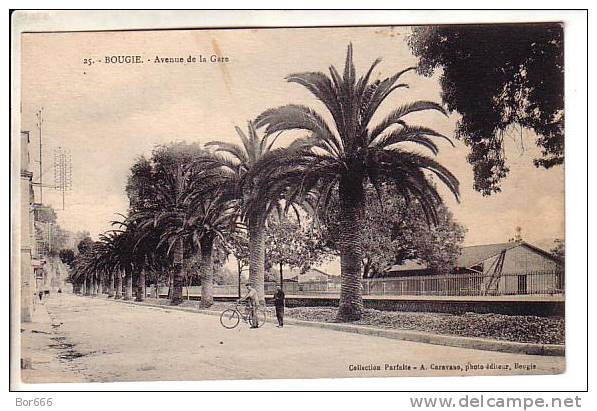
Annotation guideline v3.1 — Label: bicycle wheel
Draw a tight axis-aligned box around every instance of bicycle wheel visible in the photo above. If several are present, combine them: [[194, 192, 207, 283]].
[[220, 309, 241, 329], [255, 308, 267, 328]]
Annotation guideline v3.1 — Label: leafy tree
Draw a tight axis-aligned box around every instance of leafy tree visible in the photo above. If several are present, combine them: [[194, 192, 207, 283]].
[[33, 204, 57, 223], [264, 215, 332, 288], [323, 184, 466, 277], [408, 24, 564, 195], [214, 266, 238, 286], [59, 248, 75, 267], [49, 225, 70, 254], [32, 204, 71, 255], [77, 236, 94, 255], [550, 238, 565, 265], [126, 142, 206, 212], [126, 156, 154, 212], [226, 231, 250, 296], [254, 44, 459, 321]]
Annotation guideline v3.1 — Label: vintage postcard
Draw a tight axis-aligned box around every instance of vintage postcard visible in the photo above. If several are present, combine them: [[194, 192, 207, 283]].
[[11, 11, 568, 388]]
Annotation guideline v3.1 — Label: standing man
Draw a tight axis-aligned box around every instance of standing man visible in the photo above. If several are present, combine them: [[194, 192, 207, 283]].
[[240, 283, 259, 328], [273, 286, 285, 328]]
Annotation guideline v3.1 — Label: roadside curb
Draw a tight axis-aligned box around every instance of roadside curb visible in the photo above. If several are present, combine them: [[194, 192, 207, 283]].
[[92, 296, 565, 357]]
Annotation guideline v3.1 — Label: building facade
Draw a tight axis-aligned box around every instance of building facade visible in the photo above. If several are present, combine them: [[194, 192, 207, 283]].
[[20, 131, 36, 322], [382, 241, 564, 296]]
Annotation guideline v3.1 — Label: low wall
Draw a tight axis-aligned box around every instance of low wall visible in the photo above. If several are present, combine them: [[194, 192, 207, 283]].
[[157, 293, 564, 317], [280, 297, 563, 317]]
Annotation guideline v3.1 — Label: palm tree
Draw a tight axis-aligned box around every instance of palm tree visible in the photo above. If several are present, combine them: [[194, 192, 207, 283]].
[[95, 229, 131, 300], [105, 220, 140, 301], [70, 242, 105, 297], [129, 163, 236, 307], [94, 241, 116, 298], [110, 218, 156, 302], [127, 164, 192, 305], [253, 44, 460, 321], [195, 122, 285, 303], [184, 191, 238, 307], [70, 251, 93, 295]]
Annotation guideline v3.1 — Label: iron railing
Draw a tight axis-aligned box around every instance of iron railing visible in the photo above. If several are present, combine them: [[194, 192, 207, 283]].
[[149, 270, 564, 298], [361, 270, 564, 296]]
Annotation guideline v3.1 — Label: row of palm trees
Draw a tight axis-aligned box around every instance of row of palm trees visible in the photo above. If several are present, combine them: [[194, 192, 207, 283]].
[[70, 45, 459, 321]]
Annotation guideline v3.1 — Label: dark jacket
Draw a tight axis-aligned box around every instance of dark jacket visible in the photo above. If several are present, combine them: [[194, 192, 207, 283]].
[[273, 289, 285, 308]]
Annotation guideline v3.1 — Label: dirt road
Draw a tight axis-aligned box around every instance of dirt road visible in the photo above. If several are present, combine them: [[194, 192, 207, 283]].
[[19, 293, 565, 383]]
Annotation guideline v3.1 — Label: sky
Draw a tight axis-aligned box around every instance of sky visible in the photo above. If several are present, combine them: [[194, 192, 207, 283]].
[[19, 26, 565, 264]]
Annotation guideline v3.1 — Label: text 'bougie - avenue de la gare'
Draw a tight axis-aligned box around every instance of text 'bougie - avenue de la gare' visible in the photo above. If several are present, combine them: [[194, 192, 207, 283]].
[[83, 54, 231, 66]]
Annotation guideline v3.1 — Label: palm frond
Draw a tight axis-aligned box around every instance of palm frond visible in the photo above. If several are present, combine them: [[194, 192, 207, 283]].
[[368, 101, 448, 141]]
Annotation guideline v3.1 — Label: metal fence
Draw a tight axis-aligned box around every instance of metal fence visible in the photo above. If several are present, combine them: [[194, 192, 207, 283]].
[[149, 270, 564, 298], [362, 270, 564, 296]]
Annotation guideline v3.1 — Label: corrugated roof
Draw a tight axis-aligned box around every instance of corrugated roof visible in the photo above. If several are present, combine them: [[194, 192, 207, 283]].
[[386, 241, 559, 273], [456, 242, 518, 268], [388, 259, 428, 272]]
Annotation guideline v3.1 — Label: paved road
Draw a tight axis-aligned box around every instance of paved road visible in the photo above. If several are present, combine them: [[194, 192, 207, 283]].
[[21, 293, 564, 383]]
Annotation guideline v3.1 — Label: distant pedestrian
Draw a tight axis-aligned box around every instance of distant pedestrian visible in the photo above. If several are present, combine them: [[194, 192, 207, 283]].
[[273, 286, 285, 327]]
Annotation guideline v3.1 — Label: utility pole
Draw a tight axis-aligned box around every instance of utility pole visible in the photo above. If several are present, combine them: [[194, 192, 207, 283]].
[[54, 147, 72, 210], [35, 108, 44, 203]]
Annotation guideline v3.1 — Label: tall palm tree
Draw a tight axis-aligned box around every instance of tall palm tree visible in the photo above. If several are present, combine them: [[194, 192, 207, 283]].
[[70, 242, 106, 297], [195, 122, 284, 303], [95, 229, 133, 300], [130, 163, 237, 307], [105, 219, 140, 301], [70, 250, 94, 295], [93, 237, 116, 297], [110, 218, 157, 302], [128, 164, 195, 305], [253, 44, 460, 321], [184, 191, 238, 307]]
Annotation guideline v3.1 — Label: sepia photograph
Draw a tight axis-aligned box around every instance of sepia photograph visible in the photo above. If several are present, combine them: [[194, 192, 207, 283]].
[[10, 10, 581, 392]]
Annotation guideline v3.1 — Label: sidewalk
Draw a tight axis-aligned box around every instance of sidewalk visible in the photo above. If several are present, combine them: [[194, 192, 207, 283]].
[[19, 297, 88, 384]]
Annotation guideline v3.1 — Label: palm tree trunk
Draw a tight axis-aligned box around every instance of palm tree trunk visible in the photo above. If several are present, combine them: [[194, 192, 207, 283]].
[[167, 271, 173, 299], [123, 267, 133, 300], [171, 239, 184, 305], [91, 275, 97, 295], [336, 175, 365, 321], [279, 263, 284, 290], [114, 270, 123, 299], [154, 273, 160, 299], [199, 237, 214, 308], [248, 216, 266, 304], [108, 271, 115, 297], [84, 274, 90, 296], [136, 269, 146, 302]]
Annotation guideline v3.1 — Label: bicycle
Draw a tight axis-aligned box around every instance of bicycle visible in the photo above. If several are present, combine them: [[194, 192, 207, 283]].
[[220, 301, 267, 329]]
